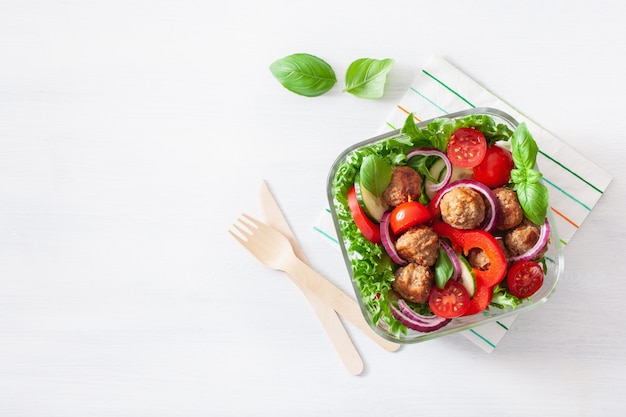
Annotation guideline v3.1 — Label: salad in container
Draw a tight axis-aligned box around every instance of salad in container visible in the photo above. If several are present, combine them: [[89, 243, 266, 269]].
[[327, 108, 564, 343]]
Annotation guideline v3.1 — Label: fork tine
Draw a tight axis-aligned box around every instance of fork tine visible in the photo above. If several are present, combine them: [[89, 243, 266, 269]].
[[240, 213, 286, 243], [229, 214, 279, 270], [234, 213, 279, 243], [230, 222, 250, 240], [229, 212, 263, 241], [228, 227, 246, 244], [241, 212, 263, 229]]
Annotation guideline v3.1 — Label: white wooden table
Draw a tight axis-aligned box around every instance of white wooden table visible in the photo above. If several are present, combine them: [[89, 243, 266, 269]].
[[1, 1, 625, 415]]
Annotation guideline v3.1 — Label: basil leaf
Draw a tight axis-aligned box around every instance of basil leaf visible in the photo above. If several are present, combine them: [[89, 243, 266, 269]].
[[359, 154, 392, 197], [435, 248, 454, 289], [510, 168, 525, 185], [269, 53, 337, 97], [525, 168, 543, 183], [516, 181, 549, 225], [511, 122, 538, 170], [511, 166, 542, 185], [343, 58, 394, 99]]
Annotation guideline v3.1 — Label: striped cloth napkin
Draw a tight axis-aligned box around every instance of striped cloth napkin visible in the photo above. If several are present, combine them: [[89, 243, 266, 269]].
[[315, 55, 613, 352]]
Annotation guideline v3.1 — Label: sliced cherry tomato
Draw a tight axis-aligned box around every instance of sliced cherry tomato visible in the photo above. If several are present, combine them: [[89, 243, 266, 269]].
[[463, 278, 493, 316], [432, 222, 507, 288], [472, 145, 514, 188], [447, 127, 487, 168], [389, 201, 431, 235], [347, 186, 381, 244], [429, 280, 470, 318], [507, 260, 544, 298]]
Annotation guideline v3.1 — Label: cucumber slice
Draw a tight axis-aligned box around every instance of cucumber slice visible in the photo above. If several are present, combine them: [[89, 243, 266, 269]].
[[354, 180, 388, 222], [354, 181, 370, 215], [425, 159, 474, 199], [457, 255, 476, 297]]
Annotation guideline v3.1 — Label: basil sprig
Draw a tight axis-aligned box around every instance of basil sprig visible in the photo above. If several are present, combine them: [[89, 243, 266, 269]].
[[510, 123, 549, 225], [269, 53, 337, 97], [343, 58, 394, 99]]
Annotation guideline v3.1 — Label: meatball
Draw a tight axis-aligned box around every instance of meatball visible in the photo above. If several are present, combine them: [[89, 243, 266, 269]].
[[493, 188, 523, 231], [392, 263, 434, 304], [467, 239, 510, 270], [504, 219, 548, 258], [467, 247, 490, 271], [382, 166, 422, 207], [440, 187, 485, 230], [395, 225, 439, 266]]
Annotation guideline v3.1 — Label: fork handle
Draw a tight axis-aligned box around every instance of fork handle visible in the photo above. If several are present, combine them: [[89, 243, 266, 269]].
[[284, 257, 400, 353]]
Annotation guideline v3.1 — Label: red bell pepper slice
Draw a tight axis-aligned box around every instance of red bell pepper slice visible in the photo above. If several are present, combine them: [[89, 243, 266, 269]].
[[464, 278, 493, 316], [432, 222, 507, 288], [347, 186, 381, 244], [427, 188, 444, 222]]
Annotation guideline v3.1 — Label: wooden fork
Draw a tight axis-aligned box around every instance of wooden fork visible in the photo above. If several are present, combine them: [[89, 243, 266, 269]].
[[229, 213, 400, 354]]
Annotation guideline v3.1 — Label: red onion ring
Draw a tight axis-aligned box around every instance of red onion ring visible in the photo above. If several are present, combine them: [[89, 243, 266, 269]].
[[440, 239, 461, 281], [380, 210, 407, 265], [390, 299, 451, 332], [508, 218, 551, 263], [430, 179, 500, 233], [407, 148, 452, 194]]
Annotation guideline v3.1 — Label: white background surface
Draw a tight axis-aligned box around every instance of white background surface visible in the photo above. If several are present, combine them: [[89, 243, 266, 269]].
[[1, 1, 625, 415]]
